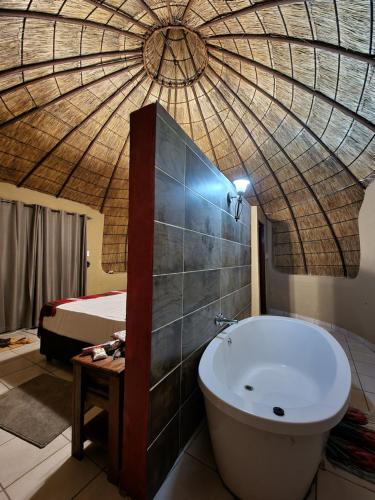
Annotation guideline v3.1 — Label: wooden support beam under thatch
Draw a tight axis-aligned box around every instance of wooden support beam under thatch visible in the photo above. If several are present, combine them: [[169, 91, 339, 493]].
[[0, 49, 143, 80], [16, 63, 144, 187], [181, 0, 196, 22], [197, 0, 305, 30], [0, 55, 142, 98], [0, 8, 144, 39], [83, 0, 152, 30], [135, 0, 161, 24], [209, 52, 365, 190], [100, 79, 155, 213], [206, 33, 375, 65], [57, 69, 146, 198], [207, 67, 348, 277], [0, 61, 143, 130], [202, 73, 309, 274], [207, 44, 375, 134]]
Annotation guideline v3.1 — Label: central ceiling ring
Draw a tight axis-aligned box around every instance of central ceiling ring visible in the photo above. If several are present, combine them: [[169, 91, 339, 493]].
[[143, 25, 208, 88]]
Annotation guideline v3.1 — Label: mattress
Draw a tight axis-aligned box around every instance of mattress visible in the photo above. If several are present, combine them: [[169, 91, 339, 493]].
[[42, 292, 126, 345]]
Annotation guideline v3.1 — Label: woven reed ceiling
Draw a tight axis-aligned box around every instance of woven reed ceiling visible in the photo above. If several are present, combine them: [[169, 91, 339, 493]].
[[0, 1, 374, 276]]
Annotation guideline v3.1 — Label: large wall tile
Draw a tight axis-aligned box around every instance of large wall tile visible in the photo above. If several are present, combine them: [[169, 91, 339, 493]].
[[184, 230, 221, 272], [153, 222, 183, 275], [221, 210, 240, 243], [185, 148, 224, 208], [183, 269, 220, 316], [180, 390, 205, 450], [149, 367, 180, 443], [221, 239, 241, 267], [156, 116, 185, 183], [147, 415, 179, 499], [181, 344, 207, 402], [221, 285, 251, 319], [151, 319, 182, 387], [185, 189, 221, 237], [182, 299, 221, 359], [155, 169, 185, 227], [152, 274, 183, 330]]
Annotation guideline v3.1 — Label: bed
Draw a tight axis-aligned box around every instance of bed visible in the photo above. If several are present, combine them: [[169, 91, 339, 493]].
[[38, 291, 126, 362]]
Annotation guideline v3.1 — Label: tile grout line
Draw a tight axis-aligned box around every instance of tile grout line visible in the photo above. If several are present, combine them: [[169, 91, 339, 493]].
[[4, 440, 70, 491], [70, 469, 103, 499]]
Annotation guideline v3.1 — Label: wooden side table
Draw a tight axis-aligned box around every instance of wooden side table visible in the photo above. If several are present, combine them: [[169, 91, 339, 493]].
[[71, 354, 125, 484]]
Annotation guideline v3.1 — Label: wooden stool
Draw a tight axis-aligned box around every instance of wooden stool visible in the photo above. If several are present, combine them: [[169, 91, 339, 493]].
[[71, 354, 125, 484]]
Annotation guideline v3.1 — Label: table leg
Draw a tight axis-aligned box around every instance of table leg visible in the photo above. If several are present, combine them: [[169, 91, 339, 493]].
[[72, 363, 84, 460], [107, 376, 122, 483]]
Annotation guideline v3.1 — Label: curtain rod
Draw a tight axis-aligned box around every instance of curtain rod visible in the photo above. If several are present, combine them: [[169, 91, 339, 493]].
[[0, 199, 92, 220]]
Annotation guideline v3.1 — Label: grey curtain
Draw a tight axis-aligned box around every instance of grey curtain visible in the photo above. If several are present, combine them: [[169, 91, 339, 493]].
[[0, 200, 87, 333]]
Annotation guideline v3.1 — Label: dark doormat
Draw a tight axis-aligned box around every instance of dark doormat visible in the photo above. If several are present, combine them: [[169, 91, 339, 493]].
[[0, 373, 73, 448]]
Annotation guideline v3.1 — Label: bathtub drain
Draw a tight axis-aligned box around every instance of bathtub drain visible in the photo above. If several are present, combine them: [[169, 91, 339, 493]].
[[244, 385, 254, 391], [273, 407, 285, 417]]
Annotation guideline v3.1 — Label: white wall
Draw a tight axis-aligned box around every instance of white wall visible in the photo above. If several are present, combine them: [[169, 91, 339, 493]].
[[267, 182, 375, 343]]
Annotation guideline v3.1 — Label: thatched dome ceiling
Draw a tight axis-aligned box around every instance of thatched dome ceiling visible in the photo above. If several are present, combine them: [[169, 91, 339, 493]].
[[0, 0, 374, 276]]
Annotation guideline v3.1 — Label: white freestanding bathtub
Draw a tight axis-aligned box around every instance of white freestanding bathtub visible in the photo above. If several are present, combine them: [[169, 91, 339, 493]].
[[199, 316, 351, 500]]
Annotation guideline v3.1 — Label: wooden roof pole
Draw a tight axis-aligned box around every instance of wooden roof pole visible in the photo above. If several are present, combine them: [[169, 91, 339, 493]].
[[207, 67, 348, 277], [0, 61, 143, 130], [206, 34, 375, 65], [197, 0, 305, 30], [208, 52, 364, 190], [57, 70, 146, 198], [83, 0, 152, 30], [208, 44, 375, 135], [0, 8, 144, 39], [17, 64, 144, 187]]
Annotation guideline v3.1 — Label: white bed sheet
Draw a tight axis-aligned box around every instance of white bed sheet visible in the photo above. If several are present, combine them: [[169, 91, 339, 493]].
[[42, 292, 126, 345]]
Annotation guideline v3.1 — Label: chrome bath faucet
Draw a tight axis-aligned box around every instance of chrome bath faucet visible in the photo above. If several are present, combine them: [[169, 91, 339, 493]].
[[215, 313, 239, 327]]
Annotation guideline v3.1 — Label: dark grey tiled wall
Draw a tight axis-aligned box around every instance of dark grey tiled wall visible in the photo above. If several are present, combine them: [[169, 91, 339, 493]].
[[147, 105, 251, 497]]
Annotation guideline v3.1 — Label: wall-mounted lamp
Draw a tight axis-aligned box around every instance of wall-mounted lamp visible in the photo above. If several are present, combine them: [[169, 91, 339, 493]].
[[227, 179, 250, 221]]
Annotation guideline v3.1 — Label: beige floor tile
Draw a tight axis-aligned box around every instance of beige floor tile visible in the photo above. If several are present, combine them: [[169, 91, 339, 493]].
[[317, 470, 375, 500], [52, 366, 73, 382], [154, 453, 233, 500], [356, 361, 375, 378], [358, 375, 375, 394], [0, 350, 18, 362], [0, 435, 67, 488], [0, 357, 33, 378], [0, 490, 8, 500], [365, 392, 375, 411], [186, 425, 216, 470], [351, 351, 375, 365], [6, 443, 99, 500], [349, 388, 369, 411], [74, 472, 123, 499], [22, 350, 45, 365], [1, 365, 47, 389], [0, 382, 8, 395], [351, 370, 361, 390], [36, 358, 66, 373], [0, 428, 14, 446]]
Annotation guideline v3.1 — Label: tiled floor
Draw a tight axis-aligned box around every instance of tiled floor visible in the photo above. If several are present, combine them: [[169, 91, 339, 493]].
[[1, 328, 375, 499]]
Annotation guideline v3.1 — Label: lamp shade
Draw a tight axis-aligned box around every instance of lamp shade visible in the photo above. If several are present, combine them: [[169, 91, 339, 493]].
[[233, 178, 250, 194]]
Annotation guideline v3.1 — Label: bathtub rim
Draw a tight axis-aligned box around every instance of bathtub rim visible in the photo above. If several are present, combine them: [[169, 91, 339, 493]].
[[198, 315, 351, 436]]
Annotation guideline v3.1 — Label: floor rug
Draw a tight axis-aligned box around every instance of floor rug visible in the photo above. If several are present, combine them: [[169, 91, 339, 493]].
[[0, 373, 72, 448]]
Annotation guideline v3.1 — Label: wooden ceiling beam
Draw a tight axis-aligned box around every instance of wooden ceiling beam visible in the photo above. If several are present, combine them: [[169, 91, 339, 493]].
[[191, 83, 219, 166], [100, 79, 155, 212], [0, 8, 144, 39], [57, 69, 146, 198], [135, 0, 161, 25], [181, 0, 196, 23], [0, 61, 143, 130], [206, 33, 375, 65], [209, 52, 364, 190], [208, 44, 375, 135], [207, 66, 348, 277], [0, 49, 142, 80], [0, 54, 142, 98], [197, 0, 305, 30], [83, 0, 152, 30], [16, 63, 144, 187]]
